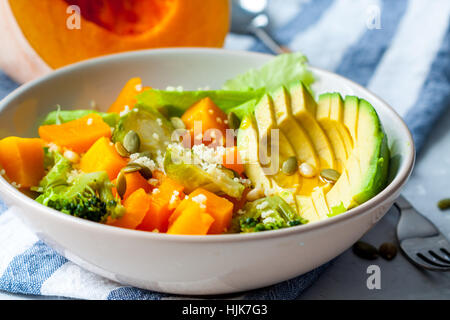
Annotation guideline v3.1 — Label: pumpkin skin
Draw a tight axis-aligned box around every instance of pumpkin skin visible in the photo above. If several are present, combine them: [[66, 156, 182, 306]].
[[0, 0, 230, 83]]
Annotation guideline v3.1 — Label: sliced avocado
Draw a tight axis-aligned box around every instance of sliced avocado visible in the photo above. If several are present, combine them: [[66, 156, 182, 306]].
[[326, 98, 389, 209], [271, 86, 320, 169], [254, 93, 301, 192], [237, 115, 272, 191], [343, 96, 359, 144], [295, 195, 320, 223], [329, 93, 353, 153], [317, 93, 348, 173], [289, 82, 336, 170]]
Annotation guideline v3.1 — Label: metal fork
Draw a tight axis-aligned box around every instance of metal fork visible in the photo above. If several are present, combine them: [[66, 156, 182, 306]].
[[395, 195, 450, 271]]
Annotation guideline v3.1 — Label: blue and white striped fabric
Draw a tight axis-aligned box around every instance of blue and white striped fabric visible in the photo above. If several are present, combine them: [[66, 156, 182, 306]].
[[0, 0, 449, 300]]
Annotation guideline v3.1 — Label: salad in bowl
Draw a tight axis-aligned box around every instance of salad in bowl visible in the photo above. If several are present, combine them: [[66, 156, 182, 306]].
[[0, 53, 390, 236]]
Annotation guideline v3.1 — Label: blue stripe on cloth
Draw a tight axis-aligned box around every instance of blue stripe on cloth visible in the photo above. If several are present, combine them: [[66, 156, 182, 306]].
[[0, 240, 67, 295], [107, 286, 170, 300], [0, 71, 19, 100], [404, 24, 450, 153], [335, 0, 409, 85], [249, 0, 334, 53]]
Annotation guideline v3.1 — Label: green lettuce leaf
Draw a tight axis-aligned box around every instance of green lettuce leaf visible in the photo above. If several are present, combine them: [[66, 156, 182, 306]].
[[222, 52, 314, 92]]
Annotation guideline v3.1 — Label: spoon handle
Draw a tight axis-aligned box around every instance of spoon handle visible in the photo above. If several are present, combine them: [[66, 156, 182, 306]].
[[249, 26, 291, 55]]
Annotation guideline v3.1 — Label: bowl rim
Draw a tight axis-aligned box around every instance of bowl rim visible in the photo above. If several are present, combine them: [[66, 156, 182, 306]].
[[0, 47, 415, 243]]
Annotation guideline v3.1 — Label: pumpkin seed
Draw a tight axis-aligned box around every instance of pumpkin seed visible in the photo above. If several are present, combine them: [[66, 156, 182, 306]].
[[227, 112, 241, 130], [379, 242, 397, 260], [282, 156, 298, 175], [170, 117, 186, 130], [139, 165, 153, 180], [116, 171, 127, 199], [123, 130, 140, 154], [123, 163, 142, 173], [352, 241, 378, 260], [437, 198, 450, 210], [115, 142, 130, 157], [320, 168, 340, 183]]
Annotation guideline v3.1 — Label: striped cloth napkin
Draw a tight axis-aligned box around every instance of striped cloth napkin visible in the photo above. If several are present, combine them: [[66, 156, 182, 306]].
[[0, 0, 449, 300]]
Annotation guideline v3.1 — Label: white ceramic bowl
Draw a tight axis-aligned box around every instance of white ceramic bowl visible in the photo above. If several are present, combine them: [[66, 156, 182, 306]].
[[0, 49, 414, 295]]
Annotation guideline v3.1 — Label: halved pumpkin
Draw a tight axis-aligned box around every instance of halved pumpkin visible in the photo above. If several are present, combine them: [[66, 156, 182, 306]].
[[0, 0, 230, 83]]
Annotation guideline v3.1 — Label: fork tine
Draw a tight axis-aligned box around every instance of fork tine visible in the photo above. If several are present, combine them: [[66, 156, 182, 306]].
[[429, 250, 450, 264], [416, 252, 450, 270]]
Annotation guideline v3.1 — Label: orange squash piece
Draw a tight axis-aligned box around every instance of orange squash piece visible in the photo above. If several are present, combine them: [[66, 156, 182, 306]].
[[0, 0, 230, 83], [188, 188, 234, 234], [112, 171, 151, 200], [137, 176, 185, 233], [108, 188, 151, 229], [0, 137, 45, 188], [108, 77, 150, 114], [222, 146, 244, 175], [80, 137, 127, 180], [181, 97, 230, 146], [167, 201, 214, 236], [38, 113, 111, 153]]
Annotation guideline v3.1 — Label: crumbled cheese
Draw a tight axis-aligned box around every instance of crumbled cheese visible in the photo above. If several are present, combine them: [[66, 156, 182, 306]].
[[152, 188, 160, 195], [119, 105, 130, 117], [130, 153, 156, 171], [256, 201, 269, 211], [156, 118, 163, 126], [86, 118, 93, 126], [11, 182, 21, 189], [47, 142, 60, 153], [152, 133, 160, 141], [262, 216, 277, 224], [63, 149, 80, 163], [169, 190, 180, 205], [191, 193, 207, 209], [148, 178, 159, 186], [67, 169, 82, 184]]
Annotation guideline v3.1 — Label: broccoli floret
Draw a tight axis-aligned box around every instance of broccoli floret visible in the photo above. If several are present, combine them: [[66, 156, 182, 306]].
[[231, 195, 308, 233], [36, 171, 125, 223]]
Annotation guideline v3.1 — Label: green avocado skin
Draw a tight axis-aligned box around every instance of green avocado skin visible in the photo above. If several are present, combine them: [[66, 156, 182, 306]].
[[352, 98, 390, 205]]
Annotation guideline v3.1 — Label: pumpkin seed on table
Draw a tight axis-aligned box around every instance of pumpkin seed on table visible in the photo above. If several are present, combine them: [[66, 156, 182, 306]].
[[227, 112, 241, 130], [378, 242, 397, 260], [320, 168, 340, 183], [115, 141, 130, 157], [170, 117, 186, 130], [282, 156, 298, 175], [437, 198, 450, 210], [116, 170, 127, 199], [123, 130, 140, 154], [352, 241, 378, 260]]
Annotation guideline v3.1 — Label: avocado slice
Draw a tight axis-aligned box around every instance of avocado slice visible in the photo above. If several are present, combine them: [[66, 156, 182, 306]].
[[329, 93, 353, 153], [317, 93, 348, 173], [289, 82, 337, 170], [254, 94, 301, 192], [342, 95, 359, 145], [237, 115, 272, 191]]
